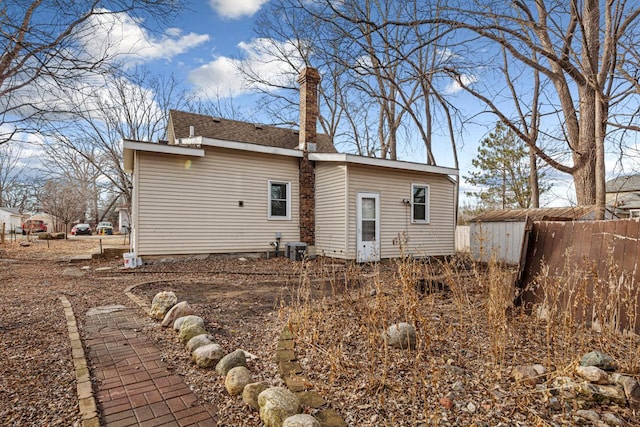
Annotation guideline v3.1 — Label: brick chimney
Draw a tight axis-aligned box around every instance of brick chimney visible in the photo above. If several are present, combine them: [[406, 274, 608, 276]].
[[297, 67, 320, 246]]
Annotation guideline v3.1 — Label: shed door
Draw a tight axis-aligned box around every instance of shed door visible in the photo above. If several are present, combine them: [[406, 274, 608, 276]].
[[356, 192, 380, 262]]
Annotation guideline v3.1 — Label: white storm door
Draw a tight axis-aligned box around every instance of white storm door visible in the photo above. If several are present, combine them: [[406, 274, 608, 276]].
[[356, 192, 380, 262]]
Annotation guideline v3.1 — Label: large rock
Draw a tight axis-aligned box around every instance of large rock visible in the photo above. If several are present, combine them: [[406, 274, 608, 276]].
[[192, 343, 224, 368], [186, 334, 215, 353], [225, 366, 252, 396], [243, 382, 269, 410], [179, 324, 208, 344], [577, 382, 627, 404], [382, 322, 416, 349], [575, 365, 609, 384], [173, 316, 187, 330], [178, 315, 205, 331], [149, 291, 177, 320], [161, 301, 193, 327], [612, 373, 640, 408], [258, 387, 301, 427], [216, 349, 247, 376], [580, 351, 616, 371], [511, 365, 546, 386], [283, 414, 321, 427]]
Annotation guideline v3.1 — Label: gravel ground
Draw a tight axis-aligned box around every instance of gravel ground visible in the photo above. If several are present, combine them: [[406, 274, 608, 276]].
[[0, 237, 338, 426], [1, 237, 639, 426]]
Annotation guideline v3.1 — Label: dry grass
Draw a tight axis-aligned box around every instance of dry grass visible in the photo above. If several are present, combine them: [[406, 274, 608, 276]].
[[284, 252, 640, 426]]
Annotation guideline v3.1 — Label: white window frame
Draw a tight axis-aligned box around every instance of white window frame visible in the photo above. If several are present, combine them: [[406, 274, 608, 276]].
[[268, 180, 291, 220], [629, 209, 640, 218], [411, 183, 430, 224]]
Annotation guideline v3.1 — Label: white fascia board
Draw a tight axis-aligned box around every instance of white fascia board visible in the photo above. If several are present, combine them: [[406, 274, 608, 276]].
[[123, 139, 205, 173], [198, 137, 303, 158], [309, 153, 459, 176], [123, 139, 205, 156]]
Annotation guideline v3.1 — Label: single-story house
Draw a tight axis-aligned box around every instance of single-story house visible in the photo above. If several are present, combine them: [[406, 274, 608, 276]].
[[470, 206, 617, 264], [123, 68, 459, 262], [0, 207, 23, 233], [606, 174, 640, 218]]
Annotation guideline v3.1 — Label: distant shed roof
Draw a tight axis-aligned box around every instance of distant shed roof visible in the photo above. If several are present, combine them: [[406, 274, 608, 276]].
[[606, 174, 640, 192], [471, 206, 616, 222], [0, 206, 21, 215], [168, 110, 337, 154]]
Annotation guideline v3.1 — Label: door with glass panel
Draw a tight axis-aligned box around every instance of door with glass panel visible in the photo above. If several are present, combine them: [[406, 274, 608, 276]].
[[356, 193, 380, 262]]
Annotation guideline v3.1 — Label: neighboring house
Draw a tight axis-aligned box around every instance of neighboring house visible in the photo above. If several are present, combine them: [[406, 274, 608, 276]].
[[123, 68, 459, 262], [116, 206, 130, 234], [606, 175, 640, 218], [470, 206, 617, 264], [0, 207, 23, 233]]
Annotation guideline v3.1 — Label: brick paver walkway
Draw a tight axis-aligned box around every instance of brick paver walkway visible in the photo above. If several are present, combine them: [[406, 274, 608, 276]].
[[84, 306, 217, 427]]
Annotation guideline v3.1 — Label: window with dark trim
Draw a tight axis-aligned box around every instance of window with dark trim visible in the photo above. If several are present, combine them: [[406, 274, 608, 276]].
[[411, 184, 429, 223], [268, 181, 290, 219]]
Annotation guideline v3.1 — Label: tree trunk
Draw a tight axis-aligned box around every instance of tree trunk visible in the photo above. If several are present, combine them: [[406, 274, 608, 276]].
[[529, 148, 539, 208], [595, 89, 606, 219]]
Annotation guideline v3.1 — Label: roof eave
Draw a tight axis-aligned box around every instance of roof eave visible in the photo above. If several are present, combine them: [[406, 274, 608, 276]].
[[123, 139, 206, 173], [308, 153, 459, 176], [197, 137, 304, 157]]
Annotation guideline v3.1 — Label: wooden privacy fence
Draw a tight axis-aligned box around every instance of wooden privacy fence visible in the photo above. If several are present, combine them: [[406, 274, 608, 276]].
[[518, 218, 640, 334]]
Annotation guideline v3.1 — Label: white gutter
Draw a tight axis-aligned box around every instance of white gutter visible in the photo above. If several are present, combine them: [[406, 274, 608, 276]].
[[308, 152, 459, 176], [190, 136, 304, 158]]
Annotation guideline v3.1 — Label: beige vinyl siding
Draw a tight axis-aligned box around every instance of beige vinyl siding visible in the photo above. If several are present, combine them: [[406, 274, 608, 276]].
[[315, 162, 348, 258], [346, 164, 455, 259], [136, 147, 300, 255]]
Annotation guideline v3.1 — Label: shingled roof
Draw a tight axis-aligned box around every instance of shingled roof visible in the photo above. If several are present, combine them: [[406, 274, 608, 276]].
[[167, 110, 336, 153], [606, 174, 640, 193]]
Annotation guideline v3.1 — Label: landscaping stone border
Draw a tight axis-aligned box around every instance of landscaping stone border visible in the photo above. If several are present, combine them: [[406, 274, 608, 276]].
[[59, 296, 100, 427], [125, 280, 347, 426], [276, 327, 347, 427]]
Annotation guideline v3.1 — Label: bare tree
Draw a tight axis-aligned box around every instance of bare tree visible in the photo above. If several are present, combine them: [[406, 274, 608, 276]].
[[42, 69, 192, 219], [0, 142, 27, 206], [41, 139, 104, 224], [245, 0, 462, 165], [3, 178, 43, 213], [40, 178, 86, 235], [326, 0, 640, 214], [0, 0, 183, 145]]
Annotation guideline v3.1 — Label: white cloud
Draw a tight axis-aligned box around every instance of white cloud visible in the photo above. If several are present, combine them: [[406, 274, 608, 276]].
[[80, 9, 210, 66], [208, 0, 269, 19], [188, 38, 304, 98], [444, 73, 478, 95]]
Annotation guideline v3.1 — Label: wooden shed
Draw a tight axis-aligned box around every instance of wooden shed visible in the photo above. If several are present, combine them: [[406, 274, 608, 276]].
[[470, 206, 617, 264]]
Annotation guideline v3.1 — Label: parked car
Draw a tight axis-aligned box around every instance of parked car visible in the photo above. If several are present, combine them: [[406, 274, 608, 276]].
[[96, 221, 113, 235], [71, 223, 92, 236], [21, 219, 47, 235]]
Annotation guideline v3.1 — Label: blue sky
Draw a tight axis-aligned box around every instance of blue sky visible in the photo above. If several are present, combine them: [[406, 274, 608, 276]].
[[15, 0, 590, 207], [134, 1, 583, 207]]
